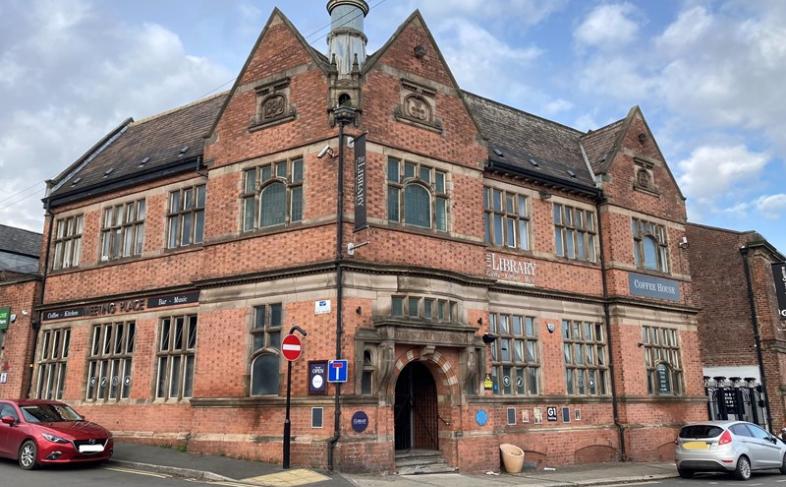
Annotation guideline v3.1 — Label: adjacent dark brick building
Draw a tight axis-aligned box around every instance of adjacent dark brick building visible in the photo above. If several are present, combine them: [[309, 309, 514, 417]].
[[686, 223, 785, 429]]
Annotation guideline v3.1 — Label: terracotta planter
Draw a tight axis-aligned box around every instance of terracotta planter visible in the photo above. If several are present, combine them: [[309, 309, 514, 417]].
[[499, 443, 525, 473]]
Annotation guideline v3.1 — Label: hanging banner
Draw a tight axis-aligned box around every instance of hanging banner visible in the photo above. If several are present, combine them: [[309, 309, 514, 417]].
[[773, 263, 786, 320], [353, 133, 367, 231], [0, 308, 10, 331]]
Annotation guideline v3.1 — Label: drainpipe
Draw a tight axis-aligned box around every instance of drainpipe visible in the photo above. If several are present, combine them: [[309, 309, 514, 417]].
[[740, 246, 773, 432], [327, 105, 356, 470], [26, 196, 54, 398], [595, 195, 626, 461]]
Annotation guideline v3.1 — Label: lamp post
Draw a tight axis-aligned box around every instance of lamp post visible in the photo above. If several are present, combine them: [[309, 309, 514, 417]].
[[327, 103, 356, 470]]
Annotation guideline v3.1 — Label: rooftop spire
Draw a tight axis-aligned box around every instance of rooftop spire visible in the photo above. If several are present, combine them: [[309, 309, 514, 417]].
[[326, 0, 369, 78]]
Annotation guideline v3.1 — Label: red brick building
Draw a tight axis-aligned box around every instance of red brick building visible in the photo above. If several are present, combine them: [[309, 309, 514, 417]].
[[686, 223, 786, 431], [0, 224, 42, 400], [18, 2, 708, 473]]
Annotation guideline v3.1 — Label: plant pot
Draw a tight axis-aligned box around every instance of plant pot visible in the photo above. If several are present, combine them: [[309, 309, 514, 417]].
[[500, 443, 525, 473]]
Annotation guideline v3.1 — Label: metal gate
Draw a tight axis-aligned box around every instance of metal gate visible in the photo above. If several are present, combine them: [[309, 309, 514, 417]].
[[394, 361, 438, 451], [705, 377, 767, 428]]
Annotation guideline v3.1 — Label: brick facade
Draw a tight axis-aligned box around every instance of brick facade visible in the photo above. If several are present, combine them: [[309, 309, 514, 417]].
[[686, 223, 786, 429], [5, 5, 712, 473]]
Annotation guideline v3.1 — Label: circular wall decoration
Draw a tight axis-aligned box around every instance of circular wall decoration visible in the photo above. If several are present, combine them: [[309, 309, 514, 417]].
[[475, 409, 489, 426]]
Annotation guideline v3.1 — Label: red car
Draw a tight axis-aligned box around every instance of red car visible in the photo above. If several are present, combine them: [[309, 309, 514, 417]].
[[0, 399, 113, 470]]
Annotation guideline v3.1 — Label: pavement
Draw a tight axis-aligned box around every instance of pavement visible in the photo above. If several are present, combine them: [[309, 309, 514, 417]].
[[111, 441, 352, 486], [111, 442, 679, 487], [347, 462, 679, 487]]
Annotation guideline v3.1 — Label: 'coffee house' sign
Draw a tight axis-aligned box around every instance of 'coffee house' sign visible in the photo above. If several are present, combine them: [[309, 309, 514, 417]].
[[43, 291, 200, 321]]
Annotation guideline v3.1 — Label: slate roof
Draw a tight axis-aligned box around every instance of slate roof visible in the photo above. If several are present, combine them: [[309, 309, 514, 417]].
[[0, 224, 42, 258], [462, 92, 598, 188], [49, 93, 228, 199], [581, 119, 626, 175]]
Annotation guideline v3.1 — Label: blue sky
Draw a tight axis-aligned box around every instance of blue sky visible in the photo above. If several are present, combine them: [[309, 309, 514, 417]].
[[0, 0, 784, 252]]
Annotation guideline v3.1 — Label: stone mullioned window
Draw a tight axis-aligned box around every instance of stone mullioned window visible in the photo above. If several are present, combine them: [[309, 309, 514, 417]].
[[562, 320, 609, 396], [36, 328, 70, 400], [242, 158, 303, 232], [86, 321, 135, 402], [489, 313, 539, 396]]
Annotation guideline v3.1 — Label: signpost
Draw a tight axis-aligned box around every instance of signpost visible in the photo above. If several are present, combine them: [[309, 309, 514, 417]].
[[282, 326, 307, 470]]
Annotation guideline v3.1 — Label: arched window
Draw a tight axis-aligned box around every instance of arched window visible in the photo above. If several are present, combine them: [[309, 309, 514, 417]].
[[642, 236, 659, 270], [260, 182, 286, 227], [249, 304, 282, 396], [632, 218, 670, 273], [404, 184, 431, 228], [387, 157, 448, 231], [241, 159, 304, 232], [251, 354, 279, 396]]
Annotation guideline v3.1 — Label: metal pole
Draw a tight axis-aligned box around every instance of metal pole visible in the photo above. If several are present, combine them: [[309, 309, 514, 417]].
[[283, 359, 293, 469]]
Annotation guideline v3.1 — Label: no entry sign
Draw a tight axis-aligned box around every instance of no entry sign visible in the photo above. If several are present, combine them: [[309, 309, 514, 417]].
[[281, 334, 302, 362]]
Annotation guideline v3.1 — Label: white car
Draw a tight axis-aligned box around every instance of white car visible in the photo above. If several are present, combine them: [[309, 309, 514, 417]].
[[676, 421, 786, 480]]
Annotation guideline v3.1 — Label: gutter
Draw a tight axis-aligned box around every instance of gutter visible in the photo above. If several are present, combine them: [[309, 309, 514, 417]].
[[487, 159, 600, 198], [26, 197, 54, 397], [740, 245, 774, 432], [45, 156, 201, 208]]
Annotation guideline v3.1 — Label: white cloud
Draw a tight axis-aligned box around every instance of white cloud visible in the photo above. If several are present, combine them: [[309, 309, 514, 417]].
[[755, 193, 786, 219], [676, 145, 769, 204], [0, 0, 231, 231], [543, 98, 573, 116], [574, 3, 639, 49], [434, 18, 541, 100], [655, 6, 713, 52]]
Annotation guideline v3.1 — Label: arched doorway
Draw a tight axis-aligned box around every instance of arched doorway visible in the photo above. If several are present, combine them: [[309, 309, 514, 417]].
[[394, 361, 439, 451]]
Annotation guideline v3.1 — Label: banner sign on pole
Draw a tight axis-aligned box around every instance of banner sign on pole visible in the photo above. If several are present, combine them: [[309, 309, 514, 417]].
[[353, 133, 367, 231]]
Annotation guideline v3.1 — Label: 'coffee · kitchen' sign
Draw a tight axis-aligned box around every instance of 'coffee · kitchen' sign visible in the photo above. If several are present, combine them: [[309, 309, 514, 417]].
[[42, 291, 200, 321]]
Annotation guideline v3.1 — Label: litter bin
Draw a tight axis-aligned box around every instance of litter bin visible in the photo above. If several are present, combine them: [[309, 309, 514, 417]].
[[499, 443, 525, 473]]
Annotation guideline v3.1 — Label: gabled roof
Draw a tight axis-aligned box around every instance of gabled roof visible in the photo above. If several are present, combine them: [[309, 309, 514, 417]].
[[0, 224, 42, 258], [462, 91, 596, 189], [48, 93, 227, 201], [581, 118, 626, 174]]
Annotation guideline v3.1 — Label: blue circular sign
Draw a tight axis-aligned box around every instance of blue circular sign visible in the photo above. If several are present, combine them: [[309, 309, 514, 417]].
[[475, 409, 488, 426], [351, 411, 369, 433]]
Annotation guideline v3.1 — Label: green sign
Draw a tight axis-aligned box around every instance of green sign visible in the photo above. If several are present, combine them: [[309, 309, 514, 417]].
[[0, 307, 10, 331]]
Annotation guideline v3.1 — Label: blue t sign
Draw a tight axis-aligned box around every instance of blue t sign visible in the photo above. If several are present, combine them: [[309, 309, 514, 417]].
[[327, 359, 348, 383]]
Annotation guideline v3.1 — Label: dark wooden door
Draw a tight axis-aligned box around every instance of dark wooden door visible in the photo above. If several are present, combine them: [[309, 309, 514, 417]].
[[394, 361, 438, 451]]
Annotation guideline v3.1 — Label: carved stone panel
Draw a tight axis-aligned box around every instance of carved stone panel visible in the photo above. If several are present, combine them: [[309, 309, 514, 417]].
[[395, 79, 442, 132], [250, 78, 296, 130]]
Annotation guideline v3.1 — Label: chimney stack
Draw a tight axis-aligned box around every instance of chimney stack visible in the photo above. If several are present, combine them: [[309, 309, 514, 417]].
[[326, 0, 369, 78]]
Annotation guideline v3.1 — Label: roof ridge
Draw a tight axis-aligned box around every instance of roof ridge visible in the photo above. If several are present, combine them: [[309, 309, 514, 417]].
[[0, 223, 42, 237], [686, 221, 756, 236], [581, 118, 625, 138], [131, 90, 229, 126], [462, 90, 584, 135]]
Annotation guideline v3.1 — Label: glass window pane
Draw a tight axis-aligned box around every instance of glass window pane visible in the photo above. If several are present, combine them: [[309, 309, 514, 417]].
[[519, 221, 529, 250], [518, 195, 527, 217], [182, 213, 193, 246], [511, 316, 522, 336], [492, 189, 502, 211], [387, 158, 399, 182], [157, 357, 168, 398], [404, 162, 416, 179], [435, 172, 445, 193], [527, 368, 537, 395], [184, 356, 195, 398], [387, 188, 399, 222], [525, 318, 534, 337], [500, 338, 510, 362], [292, 159, 303, 183], [243, 198, 256, 231], [643, 237, 659, 270], [188, 316, 198, 349], [408, 297, 419, 317], [499, 315, 509, 335], [555, 228, 564, 256], [419, 165, 431, 183], [170, 356, 181, 397], [291, 186, 303, 222], [260, 165, 272, 181], [526, 341, 536, 362], [566, 368, 574, 394], [244, 169, 256, 193], [436, 197, 447, 232], [196, 185, 206, 208], [493, 214, 503, 245], [251, 354, 280, 395], [194, 211, 205, 244], [514, 340, 524, 362], [275, 161, 287, 178], [505, 218, 515, 247], [516, 367, 525, 394], [392, 297, 403, 316], [483, 213, 491, 243], [502, 366, 512, 394], [260, 182, 286, 227], [404, 184, 430, 228]]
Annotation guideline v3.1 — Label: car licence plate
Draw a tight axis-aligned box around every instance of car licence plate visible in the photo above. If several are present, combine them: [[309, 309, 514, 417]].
[[78, 444, 105, 454], [683, 441, 710, 450]]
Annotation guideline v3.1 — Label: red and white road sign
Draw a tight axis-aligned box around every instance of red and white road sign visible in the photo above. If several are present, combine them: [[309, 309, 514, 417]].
[[281, 334, 302, 362]]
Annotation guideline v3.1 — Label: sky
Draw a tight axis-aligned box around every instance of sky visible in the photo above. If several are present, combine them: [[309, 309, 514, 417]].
[[0, 0, 784, 252]]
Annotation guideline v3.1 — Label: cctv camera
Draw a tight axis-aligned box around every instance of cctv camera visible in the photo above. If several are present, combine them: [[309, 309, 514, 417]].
[[317, 145, 332, 159]]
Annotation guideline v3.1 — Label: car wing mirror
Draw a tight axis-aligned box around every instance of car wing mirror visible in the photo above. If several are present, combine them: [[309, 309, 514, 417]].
[[1, 416, 16, 426]]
